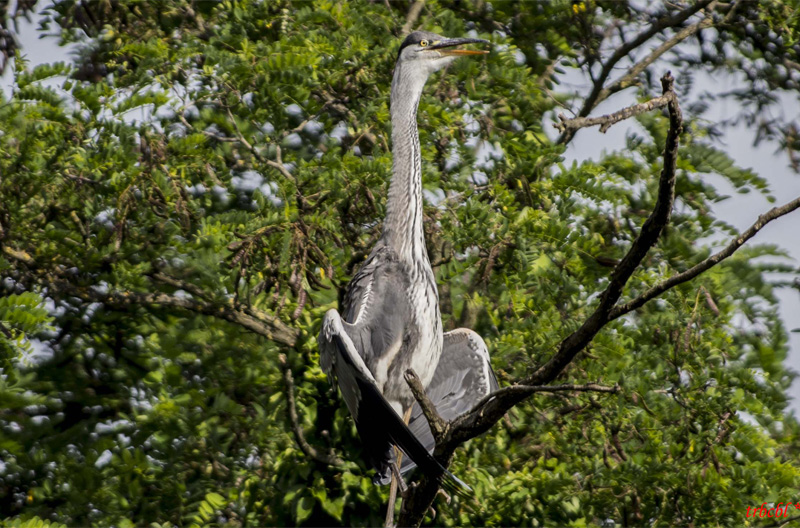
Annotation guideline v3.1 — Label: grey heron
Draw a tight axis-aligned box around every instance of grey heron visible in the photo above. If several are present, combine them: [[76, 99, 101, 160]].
[[318, 30, 495, 504]]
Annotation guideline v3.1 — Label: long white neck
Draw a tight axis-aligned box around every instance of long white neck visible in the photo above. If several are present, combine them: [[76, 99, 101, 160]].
[[382, 62, 429, 262]]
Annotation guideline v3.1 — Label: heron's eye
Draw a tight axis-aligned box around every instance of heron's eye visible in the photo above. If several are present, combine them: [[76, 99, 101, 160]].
[[420, 39, 429, 47]]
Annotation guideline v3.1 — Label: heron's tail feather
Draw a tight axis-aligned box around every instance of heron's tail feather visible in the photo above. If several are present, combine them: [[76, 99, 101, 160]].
[[352, 373, 472, 495], [441, 469, 472, 498]]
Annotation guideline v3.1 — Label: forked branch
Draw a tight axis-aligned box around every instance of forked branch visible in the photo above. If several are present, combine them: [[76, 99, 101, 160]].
[[400, 67, 800, 527], [405, 369, 448, 443]]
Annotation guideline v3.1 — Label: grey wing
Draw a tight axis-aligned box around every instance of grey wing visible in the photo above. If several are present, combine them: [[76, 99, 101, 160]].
[[318, 309, 471, 492], [342, 245, 391, 325], [340, 245, 411, 379], [318, 309, 379, 418], [381, 328, 498, 481]]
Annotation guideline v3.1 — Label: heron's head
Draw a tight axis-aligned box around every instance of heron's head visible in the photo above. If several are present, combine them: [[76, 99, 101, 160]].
[[395, 30, 489, 75]]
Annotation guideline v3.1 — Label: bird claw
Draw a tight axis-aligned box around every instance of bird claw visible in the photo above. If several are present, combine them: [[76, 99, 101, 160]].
[[436, 488, 451, 505]]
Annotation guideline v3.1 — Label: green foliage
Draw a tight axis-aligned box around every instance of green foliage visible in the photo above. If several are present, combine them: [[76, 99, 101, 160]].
[[1, 0, 799, 526]]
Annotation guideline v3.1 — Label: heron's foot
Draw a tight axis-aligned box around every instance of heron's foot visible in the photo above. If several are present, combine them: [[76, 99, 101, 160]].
[[436, 488, 452, 505], [390, 462, 408, 495]]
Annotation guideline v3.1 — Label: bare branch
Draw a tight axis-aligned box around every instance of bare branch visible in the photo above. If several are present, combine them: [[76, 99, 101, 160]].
[[482, 383, 619, 402], [320, 92, 378, 148], [609, 194, 800, 319], [554, 91, 675, 135], [280, 354, 345, 467], [179, 109, 296, 184], [399, 73, 683, 527], [763, 514, 800, 528], [6, 262, 300, 348], [149, 271, 213, 301], [603, 1, 743, 104], [2, 245, 34, 266], [405, 368, 447, 443], [91, 288, 299, 348], [226, 109, 297, 184], [602, 3, 724, 101]]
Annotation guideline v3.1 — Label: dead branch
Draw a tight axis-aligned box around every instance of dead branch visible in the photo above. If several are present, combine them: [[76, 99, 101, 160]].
[[554, 90, 675, 135], [3, 253, 300, 348], [601, 6, 718, 101], [528, 72, 681, 388], [405, 368, 447, 443], [226, 108, 297, 184], [401, 0, 425, 35], [149, 271, 213, 301], [91, 288, 299, 347], [476, 383, 620, 405]]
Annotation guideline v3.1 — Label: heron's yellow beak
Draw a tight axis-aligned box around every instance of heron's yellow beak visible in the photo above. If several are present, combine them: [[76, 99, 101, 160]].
[[438, 48, 490, 56], [428, 37, 490, 57]]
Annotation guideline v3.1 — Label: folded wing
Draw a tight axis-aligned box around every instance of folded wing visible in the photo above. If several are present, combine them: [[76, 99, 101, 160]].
[[319, 309, 471, 492]]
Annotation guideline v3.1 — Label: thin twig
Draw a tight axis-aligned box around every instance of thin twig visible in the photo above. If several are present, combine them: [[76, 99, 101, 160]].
[[2, 245, 34, 265], [554, 91, 675, 134], [226, 109, 297, 184], [602, 3, 719, 101], [763, 513, 800, 528], [149, 271, 213, 301], [483, 383, 619, 402], [280, 354, 345, 467], [609, 194, 800, 319], [5, 261, 299, 347]]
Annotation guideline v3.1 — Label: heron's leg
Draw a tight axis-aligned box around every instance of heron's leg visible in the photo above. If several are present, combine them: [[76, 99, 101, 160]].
[[384, 407, 413, 528], [390, 461, 408, 494]]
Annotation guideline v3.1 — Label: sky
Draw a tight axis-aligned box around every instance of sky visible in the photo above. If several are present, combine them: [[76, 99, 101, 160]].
[[2, 8, 799, 414]]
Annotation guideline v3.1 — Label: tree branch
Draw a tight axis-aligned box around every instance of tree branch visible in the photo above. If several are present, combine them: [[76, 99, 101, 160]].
[[529, 72, 681, 387], [7, 265, 300, 348], [225, 108, 297, 184], [554, 90, 675, 135], [609, 194, 800, 319], [149, 271, 213, 301], [2, 245, 34, 266], [280, 354, 345, 467], [558, 0, 715, 145], [405, 368, 447, 443], [92, 288, 299, 347], [601, 6, 718, 101], [478, 383, 620, 404]]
